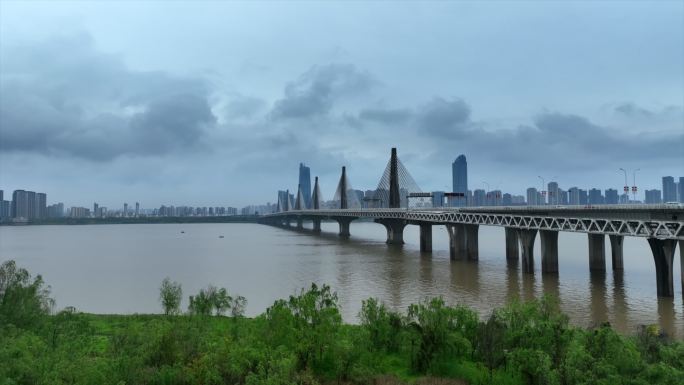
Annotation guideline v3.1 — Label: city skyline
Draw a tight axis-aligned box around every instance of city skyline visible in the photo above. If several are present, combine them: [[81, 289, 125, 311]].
[[1, 2, 682, 207]]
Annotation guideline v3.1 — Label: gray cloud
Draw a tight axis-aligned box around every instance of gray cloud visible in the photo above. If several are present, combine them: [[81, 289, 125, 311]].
[[0, 33, 215, 160], [223, 95, 267, 120], [358, 107, 413, 125], [416, 97, 471, 135], [270, 64, 376, 119]]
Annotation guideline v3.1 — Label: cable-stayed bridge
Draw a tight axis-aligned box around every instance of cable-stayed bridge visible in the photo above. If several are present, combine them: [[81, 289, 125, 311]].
[[259, 148, 684, 298]]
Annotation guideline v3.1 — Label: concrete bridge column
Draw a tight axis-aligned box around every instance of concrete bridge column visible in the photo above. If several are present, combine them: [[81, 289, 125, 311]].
[[335, 217, 353, 238], [540, 230, 559, 274], [517, 229, 537, 274], [465, 224, 479, 261], [609, 235, 624, 270], [588, 234, 606, 271], [419, 224, 432, 252], [505, 227, 519, 261], [312, 218, 321, 233], [296, 217, 303, 229], [680, 241, 683, 296], [375, 219, 406, 245], [647, 238, 677, 297], [446, 224, 466, 260]]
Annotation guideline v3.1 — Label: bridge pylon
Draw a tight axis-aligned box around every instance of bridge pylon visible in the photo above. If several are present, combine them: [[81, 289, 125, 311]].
[[338, 166, 348, 209], [389, 148, 400, 208], [312, 176, 320, 210]]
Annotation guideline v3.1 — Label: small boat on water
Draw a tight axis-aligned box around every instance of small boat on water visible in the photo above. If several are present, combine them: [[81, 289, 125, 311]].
[[219, 235, 224, 238], [181, 231, 185, 233]]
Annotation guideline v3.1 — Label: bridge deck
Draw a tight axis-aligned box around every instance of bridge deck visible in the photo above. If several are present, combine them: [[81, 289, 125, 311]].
[[262, 206, 684, 240]]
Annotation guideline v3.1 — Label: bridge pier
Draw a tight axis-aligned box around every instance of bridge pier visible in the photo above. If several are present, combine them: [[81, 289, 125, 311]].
[[540, 230, 559, 274], [648, 238, 677, 297], [419, 224, 432, 252], [505, 227, 519, 261], [296, 217, 303, 229], [609, 235, 624, 270], [465, 224, 479, 260], [588, 234, 606, 271], [375, 219, 406, 245], [335, 217, 353, 238], [517, 229, 537, 273], [680, 241, 683, 296], [446, 224, 466, 260], [312, 218, 321, 233]]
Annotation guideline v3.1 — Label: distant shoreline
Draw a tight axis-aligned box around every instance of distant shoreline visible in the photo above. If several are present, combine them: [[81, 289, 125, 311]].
[[0, 215, 260, 226]]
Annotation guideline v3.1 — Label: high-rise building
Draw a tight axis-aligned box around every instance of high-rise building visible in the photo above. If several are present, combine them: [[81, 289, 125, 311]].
[[277, 190, 289, 211], [36, 193, 46, 219], [645, 189, 662, 204], [452, 155, 468, 207], [93, 202, 99, 217], [588, 188, 604, 205], [123, 203, 128, 217], [679, 177, 684, 203], [26, 191, 36, 219], [663, 176, 677, 202], [605, 189, 618, 204], [558, 189, 568, 205], [299, 163, 312, 209], [579, 189, 588, 205], [503, 193, 512, 206], [11, 190, 28, 218], [568, 187, 580, 205], [135, 202, 140, 217], [526, 187, 539, 205], [473, 189, 485, 206], [547, 182, 559, 205]]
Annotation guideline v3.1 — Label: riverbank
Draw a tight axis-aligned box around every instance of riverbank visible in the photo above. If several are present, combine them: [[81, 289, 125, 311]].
[[2, 259, 683, 385], [0, 215, 259, 226]]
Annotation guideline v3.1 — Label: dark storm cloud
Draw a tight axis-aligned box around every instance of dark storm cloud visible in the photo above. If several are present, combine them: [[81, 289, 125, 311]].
[[0, 33, 215, 160], [416, 97, 471, 135], [461, 111, 684, 168], [270, 64, 376, 119]]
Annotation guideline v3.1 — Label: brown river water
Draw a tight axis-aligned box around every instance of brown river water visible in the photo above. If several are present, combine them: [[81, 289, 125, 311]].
[[0, 222, 682, 338]]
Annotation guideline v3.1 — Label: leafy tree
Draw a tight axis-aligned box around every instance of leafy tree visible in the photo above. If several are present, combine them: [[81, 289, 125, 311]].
[[476, 313, 507, 381], [159, 277, 183, 315], [211, 287, 232, 316], [405, 297, 478, 373], [0, 260, 54, 329], [188, 289, 213, 316], [230, 295, 247, 318], [359, 297, 403, 352]]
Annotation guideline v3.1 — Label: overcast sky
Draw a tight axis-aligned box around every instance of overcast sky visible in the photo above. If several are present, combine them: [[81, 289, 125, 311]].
[[1, 1, 682, 208]]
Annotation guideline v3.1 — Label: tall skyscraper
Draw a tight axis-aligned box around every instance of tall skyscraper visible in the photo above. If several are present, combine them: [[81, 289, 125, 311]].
[[451, 155, 467, 207], [123, 203, 128, 217], [299, 163, 312, 209], [662, 176, 676, 202], [135, 202, 140, 217]]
